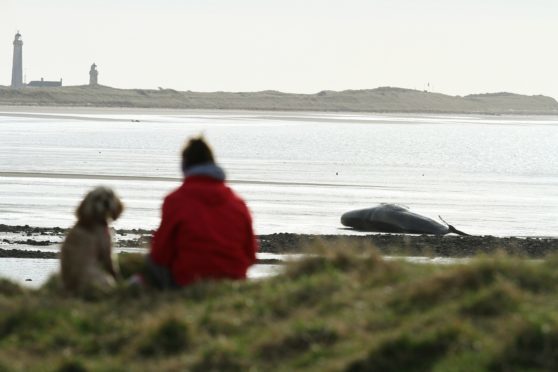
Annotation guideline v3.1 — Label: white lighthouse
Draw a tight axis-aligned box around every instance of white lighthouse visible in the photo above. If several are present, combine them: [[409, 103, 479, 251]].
[[11, 32, 23, 88]]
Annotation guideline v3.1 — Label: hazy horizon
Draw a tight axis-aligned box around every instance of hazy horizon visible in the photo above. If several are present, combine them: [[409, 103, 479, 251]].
[[2, 0, 557, 99]]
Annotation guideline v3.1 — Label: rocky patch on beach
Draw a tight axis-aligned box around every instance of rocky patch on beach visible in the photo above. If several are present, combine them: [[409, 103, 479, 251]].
[[0, 224, 557, 259], [259, 233, 558, 257]]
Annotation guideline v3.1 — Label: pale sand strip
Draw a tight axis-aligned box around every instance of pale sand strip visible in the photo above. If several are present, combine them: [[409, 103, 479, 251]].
[[0, 171, 179, 182], [0, 111, 135, 122], [0, 171, 382, 189]]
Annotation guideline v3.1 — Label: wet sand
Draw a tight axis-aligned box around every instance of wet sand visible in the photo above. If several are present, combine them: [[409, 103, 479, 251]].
[[1, 224, 557, 259]]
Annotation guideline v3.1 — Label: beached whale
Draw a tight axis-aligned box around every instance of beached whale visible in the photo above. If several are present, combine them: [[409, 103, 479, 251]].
[[341, 203, 469, 235]]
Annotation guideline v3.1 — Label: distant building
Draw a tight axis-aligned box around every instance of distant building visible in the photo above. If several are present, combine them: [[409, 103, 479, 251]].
[[89, 63, 98, 86], [27, 78, 62, 87], [8, 31, 64, 88], [11, 32, 23, 88]]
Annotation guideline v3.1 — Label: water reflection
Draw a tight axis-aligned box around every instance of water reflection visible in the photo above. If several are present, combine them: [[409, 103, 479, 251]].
[[0, 254, 472, 288]]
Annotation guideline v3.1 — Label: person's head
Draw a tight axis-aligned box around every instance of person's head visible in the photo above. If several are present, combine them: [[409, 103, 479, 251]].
[[181, 136, 215, 171]]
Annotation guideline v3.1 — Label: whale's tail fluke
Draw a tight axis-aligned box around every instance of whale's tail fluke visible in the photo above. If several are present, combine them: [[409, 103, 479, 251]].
[[447, 224, 470, 236], [438, 215, 470, 236]]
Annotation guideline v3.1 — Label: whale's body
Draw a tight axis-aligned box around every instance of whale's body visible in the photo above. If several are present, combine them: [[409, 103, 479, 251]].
[[341, 203, 468, 235]]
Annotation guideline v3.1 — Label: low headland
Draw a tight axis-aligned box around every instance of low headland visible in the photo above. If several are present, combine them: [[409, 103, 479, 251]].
[[2, 239, 558, 370], [1, 85, 558, 114], [2, 226, 558, 370]]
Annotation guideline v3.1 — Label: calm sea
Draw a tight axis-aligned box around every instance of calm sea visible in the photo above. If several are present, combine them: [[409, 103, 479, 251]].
[[1, 109, 557, 237]]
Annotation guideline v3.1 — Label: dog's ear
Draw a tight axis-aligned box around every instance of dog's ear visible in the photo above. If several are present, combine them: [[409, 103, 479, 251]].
[[106, 193, 123, 221], [96, 187, 124, 221], [76, 192, 94, 223]]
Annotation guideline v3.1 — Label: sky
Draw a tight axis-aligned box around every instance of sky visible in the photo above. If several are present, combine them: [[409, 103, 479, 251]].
[[2, 0, 557, 99]]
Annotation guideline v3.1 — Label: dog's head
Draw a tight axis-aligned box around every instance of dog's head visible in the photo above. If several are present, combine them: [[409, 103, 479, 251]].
[[76, 187, 123, 225]]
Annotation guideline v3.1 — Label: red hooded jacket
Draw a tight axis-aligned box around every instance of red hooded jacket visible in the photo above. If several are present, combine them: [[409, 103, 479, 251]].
[[150, 173, 258, 286]]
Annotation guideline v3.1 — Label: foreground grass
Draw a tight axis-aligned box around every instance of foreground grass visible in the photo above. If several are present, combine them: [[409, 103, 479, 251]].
[[2, 242, 558, 371]]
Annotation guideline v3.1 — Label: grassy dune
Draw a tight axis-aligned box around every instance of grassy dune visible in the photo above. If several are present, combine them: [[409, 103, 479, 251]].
[[1, 85, 557, 114], [1, 242, 558, 371]]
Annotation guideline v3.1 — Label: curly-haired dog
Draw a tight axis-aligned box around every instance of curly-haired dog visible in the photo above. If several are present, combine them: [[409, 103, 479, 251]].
[[61, 186, 123, 295]]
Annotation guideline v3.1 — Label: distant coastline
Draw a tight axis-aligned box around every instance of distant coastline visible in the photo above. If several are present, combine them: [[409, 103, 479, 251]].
[[1, 85, 557, 115]]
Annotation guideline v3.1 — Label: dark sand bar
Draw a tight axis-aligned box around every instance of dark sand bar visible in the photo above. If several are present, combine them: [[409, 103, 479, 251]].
[[1, 224, 557, 259]]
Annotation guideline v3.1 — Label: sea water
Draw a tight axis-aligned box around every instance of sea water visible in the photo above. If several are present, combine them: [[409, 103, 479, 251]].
[[1, 109, 556, 237], [0, 256, 283, 289]]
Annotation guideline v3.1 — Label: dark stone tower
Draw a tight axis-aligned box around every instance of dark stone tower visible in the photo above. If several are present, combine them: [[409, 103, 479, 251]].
[[89, 63, 98, 86], [11, 32, 23, 88]]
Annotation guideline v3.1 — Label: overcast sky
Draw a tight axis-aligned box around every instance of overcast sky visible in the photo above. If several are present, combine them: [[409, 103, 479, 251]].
[[2, 0, 557, 98]]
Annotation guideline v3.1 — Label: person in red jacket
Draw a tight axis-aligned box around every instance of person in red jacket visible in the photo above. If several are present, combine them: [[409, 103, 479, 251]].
[[146, 136, 258, 288]]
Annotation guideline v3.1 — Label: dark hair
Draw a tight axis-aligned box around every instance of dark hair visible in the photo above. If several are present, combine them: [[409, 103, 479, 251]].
[[181, 137, 215, 170]]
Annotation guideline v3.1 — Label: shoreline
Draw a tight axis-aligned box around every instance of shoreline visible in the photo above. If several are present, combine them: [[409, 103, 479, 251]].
[[2, 104, 558, 117], [1, 224, 557, 259]]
